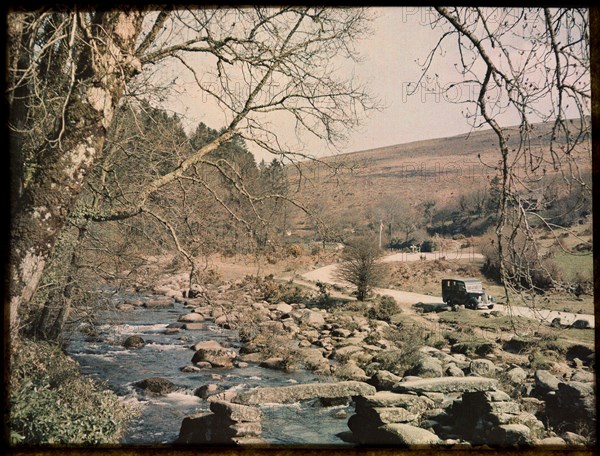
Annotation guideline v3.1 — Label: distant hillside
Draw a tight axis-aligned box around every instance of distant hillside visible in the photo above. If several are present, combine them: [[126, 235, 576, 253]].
[[284, 120, 591, 239]]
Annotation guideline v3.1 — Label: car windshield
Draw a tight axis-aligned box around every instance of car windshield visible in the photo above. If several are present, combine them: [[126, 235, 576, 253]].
[[464, 281, 483, 293]]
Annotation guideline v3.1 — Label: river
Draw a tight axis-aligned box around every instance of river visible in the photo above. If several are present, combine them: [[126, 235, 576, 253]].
[[66, 290, 353, 446]]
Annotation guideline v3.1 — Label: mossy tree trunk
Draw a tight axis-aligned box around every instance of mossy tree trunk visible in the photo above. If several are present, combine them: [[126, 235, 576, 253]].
[[8, 10, 143, 341]]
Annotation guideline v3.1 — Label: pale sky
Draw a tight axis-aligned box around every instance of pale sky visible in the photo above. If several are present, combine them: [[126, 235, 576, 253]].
[[162, 7, 587, 162]]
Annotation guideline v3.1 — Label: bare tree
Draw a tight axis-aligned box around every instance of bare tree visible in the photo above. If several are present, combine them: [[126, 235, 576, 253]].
[[7, 7, 379, 340], [420, 7, 591, 311], [335, 237, 387, 301]]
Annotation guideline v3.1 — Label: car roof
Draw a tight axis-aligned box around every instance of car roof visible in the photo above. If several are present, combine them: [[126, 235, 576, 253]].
[[442, 278, 481, 283]]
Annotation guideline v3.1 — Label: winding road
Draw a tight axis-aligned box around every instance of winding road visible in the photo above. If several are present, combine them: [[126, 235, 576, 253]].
[[300, 250, 595, 329]]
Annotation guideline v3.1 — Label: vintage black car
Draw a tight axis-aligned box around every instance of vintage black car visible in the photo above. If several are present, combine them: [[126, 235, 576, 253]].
[[442, 278, 494, 310]]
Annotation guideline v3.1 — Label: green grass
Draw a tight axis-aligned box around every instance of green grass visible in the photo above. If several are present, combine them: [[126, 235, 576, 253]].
[[438, 308, 594, 349], [552, 251, 593, 281], [439, 309, 540, 334]]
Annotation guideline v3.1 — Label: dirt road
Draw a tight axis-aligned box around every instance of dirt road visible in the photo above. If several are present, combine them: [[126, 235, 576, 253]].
[[300, 254, 595, 329]]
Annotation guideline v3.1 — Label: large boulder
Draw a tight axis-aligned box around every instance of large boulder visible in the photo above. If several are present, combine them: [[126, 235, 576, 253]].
[[209, 400, 262, 422], [393, 377, 498, 394], [275, 302, 293, 314], [378, 423, 441, 446], [334, 345, 364, 360], [406, 357, 443, 378], [444, 363, 465, 377], [469, 359, 496, 377], [355, 391, 434, 415], [194, 384, 220, 399], [297, 348, 330, 373], [570, 369, 594, 383], [178, 313, 205, 322], [368, 370, 403, 391], [135, 377, 176, 395], [192, 340, 227, 351], [233, 381, 376, 405], [488, 424, 532, 446], [506, 366, 527, 384], [334, 360, 369, 382], [123, 335, 145, 349], [534, 370, 560, 393], [572, 319, 591, 329], [299, 310, 325, 327], [192, 347, 236, 368]]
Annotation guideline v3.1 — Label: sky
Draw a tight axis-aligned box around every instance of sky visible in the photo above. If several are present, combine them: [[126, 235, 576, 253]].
[[162, 7, 588, 163]]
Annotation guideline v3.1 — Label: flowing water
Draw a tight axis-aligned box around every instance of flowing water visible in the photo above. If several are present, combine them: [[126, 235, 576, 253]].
[[66, 290, 353, 446]]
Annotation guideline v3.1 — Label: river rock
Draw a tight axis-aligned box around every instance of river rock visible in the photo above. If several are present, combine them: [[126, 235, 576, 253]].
[[210, 400, 262, 422], [534, 370, 560, 393], [378, 423, 441, 446], [538, 436, 567, 446], [233, 381, 376, 405], [195, 384, 219, 399], [355, 391, 434, 415], [123, 335, 145, 349], [167, 322, 185, 329], [207, 389, 238, 403], [369, 370, 403, 391], [183, 323, 206, 330], [488, 424, 532, 446], [192, 340, 226, 351], [275, 302, 293, 313], [358, 406, 419, 425], [143, 298, 173, 308], [332, 328, 352, 338], [178, 313, 205, 322], [334, 360, 369, 382], [572, 319, 591, 329], [135, 377, 176, 395], [334, 345, 363, 360], [506, 366, 527, 383], [259, 358, 287, 370], [192, 347, 236, 368], [448, 389, 541, 446], [407, 357, 443, 378], [570, 369, 594, 383], [393, 377, 498, 394], [297, 348, 330, 373], [444, 363, 465, 377], [469, 359, 496, 377], [178, 398, 264, 445], [562, 431, 588, 446], [299, 310, 325, 327]]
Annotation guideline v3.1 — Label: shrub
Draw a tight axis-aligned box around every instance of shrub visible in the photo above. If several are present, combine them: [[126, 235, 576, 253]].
[[314, 281, 334, 307], [530, 259, 562, 290], [371, 323, 427, 375], [420, 239, 438, 253], [286, 244, 304, 258], [367, 295, 400, 322], [257, 276, 308, 304], [9, 339, 136, 445]]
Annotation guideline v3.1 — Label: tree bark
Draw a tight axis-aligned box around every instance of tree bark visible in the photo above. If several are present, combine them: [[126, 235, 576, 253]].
[[8, 10, 143, 341]]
